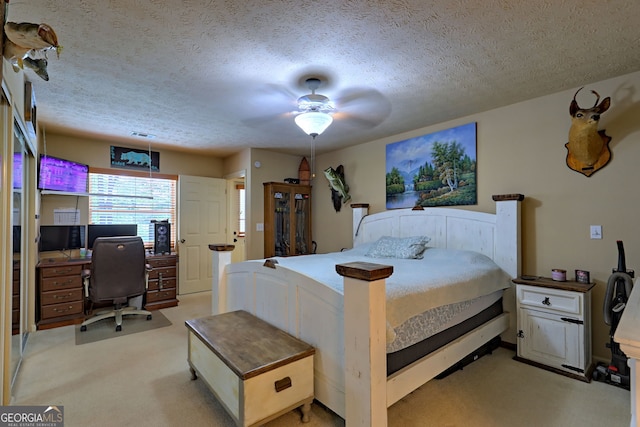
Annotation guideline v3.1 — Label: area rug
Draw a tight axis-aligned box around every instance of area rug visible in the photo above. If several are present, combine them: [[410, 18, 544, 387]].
[[75, 311, 172, 345]]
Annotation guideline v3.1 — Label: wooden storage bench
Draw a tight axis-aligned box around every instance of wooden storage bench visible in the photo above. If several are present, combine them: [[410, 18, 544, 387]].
[[185, 310, 315, 426]]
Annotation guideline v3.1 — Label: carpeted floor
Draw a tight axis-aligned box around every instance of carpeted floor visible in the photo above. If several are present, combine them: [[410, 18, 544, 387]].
[[75, 310, 172, 345], [11, 291, 631, 426]]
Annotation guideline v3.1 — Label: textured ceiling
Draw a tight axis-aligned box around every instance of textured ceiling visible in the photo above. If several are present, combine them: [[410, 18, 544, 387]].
[[6, 0, 640, 157]]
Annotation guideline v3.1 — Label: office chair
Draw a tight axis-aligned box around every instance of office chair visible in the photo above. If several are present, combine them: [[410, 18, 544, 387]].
[[80, 236, 153, 332]]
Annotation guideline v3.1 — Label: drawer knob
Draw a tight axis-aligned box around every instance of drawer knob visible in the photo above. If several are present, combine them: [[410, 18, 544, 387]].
[[542, 297, 551, 306], [274, 376, 292, 392]]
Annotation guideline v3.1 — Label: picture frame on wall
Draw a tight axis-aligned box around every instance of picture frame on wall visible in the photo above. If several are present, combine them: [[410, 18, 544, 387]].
[[385, 122, 477, 209], [110, 146, 160, 172]]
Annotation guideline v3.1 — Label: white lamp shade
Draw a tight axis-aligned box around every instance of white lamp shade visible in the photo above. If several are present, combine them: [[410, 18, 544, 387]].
[[295, 111, 333, 137]]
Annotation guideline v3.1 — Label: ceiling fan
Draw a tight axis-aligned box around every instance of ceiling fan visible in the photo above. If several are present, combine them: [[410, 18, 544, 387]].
[[294, 78, 335, 138], [242, 75, 391, 135]]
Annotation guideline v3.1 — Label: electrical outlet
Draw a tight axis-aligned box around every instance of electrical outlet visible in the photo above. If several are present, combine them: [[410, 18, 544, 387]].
[[590, 225, 602, 239]]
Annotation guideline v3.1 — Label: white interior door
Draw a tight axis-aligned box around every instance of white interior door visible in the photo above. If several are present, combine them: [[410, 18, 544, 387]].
[[178, 175, 226, 294]]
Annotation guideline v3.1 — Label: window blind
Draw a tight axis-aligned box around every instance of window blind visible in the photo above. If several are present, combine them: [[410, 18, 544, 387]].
[[88, 171, 176, 247]]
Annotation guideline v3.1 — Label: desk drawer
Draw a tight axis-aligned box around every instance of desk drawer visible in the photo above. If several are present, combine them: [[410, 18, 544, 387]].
[[148, 277, 176, 291], [149, 266, 176, 280], [40, 301, 83, 320], [147, 288, 177, 303], [148, 257, 176, 268], [41, 275, 82, 292], [41, 265, 83, 278], [41, 288, 83, 306]]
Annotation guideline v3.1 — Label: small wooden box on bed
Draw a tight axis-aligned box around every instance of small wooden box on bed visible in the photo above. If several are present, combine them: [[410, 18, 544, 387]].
[[210, 194, 523, 427]]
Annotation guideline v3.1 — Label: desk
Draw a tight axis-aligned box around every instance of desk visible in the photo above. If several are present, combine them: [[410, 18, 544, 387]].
[[36, 253, 178, 330]]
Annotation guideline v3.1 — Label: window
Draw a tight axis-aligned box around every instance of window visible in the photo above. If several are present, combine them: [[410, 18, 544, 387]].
[[88, 168, 177, 247], [236, 183, 245, 237]]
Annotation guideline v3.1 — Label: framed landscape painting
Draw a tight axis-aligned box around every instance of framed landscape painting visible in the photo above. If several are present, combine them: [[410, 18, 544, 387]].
[[386, 122, 477, 209]]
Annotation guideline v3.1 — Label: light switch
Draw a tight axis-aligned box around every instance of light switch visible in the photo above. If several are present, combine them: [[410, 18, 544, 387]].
[[256, 222, 264, 232], [590, 225, 602, 239]]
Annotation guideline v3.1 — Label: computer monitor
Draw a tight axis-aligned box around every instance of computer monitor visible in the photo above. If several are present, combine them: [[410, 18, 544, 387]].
[[87, 224, 138, 249], [39, 225, 85, 252]]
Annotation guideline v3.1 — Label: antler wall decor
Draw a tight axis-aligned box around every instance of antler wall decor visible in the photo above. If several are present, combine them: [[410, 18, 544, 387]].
[[565, 87, 612, 177]]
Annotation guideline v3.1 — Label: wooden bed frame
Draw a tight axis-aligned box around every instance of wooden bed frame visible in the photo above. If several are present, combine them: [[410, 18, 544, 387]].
[[210, 194, 523, 426]]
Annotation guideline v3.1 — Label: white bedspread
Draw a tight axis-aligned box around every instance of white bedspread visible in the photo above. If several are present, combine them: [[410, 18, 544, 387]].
[[264, 244, 512, 332]]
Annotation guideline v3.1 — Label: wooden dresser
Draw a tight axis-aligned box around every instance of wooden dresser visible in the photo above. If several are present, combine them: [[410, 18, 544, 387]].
[[37, 253, 179, 329]]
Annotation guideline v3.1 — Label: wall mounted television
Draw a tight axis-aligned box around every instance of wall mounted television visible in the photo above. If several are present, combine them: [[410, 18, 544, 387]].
[[13, 153, 22, 189], [39, 225, 86, 252], [38, 155, 89, 193], [87, 224, 138, 249]]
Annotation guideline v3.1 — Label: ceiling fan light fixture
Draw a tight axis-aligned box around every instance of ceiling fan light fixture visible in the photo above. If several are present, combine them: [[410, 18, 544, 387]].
[[295, 111, 333, 138]]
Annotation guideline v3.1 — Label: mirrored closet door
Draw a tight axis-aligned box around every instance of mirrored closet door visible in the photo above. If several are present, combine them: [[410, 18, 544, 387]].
[[10, 118, 33, 394]]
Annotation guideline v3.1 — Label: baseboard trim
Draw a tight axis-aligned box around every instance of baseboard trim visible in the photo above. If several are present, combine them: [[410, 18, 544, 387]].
[[513, 355, 593, 383]]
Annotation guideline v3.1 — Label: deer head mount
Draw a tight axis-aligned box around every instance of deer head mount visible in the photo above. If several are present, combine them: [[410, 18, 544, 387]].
[[565, 87, 611, 177]]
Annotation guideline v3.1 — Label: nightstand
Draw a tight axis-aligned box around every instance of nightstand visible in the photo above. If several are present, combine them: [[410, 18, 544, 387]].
[[513, 276, 595, 382]]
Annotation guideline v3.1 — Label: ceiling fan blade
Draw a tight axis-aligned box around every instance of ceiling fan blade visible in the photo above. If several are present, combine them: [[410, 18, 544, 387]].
[[333, 87, 392, 129], [240, 82, 300, 128], [242, 111, 294, 128]]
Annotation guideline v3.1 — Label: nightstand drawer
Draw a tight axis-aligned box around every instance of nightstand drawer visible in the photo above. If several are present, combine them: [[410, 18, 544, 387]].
[[518, 285, 582, 316]]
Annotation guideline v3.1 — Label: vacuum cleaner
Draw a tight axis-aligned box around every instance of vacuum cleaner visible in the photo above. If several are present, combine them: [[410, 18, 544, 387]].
[[592, 240, 634, 389]]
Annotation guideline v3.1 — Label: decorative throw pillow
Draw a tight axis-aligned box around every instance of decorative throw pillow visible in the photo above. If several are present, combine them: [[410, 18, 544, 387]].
[[364, 236, 431, 259]]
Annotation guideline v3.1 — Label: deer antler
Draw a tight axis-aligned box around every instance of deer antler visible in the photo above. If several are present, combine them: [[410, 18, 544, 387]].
[[590, 90, 601, 108]]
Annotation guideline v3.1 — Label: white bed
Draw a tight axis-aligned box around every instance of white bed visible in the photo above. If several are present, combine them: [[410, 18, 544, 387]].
[[210, 194, 523, 426]]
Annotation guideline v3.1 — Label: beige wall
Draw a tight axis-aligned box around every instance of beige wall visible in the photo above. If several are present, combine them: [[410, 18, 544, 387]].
[[38, 132, 225, 225], [314, 69, 640, 361], [39, 132, 224, 175], [246, 148, 306, 260]]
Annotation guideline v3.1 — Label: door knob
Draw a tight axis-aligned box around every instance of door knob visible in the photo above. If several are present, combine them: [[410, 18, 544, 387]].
[[179, 239, 185, 244]]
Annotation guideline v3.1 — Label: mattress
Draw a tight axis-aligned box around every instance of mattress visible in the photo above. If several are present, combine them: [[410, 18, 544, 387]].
[[387, 297, 504, 375], [267, 244, 512, 336], [387, 289, 503, 352]]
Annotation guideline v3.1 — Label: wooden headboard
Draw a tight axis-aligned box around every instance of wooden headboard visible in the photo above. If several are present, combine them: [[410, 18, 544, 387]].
[[351, 194, 523, 277]]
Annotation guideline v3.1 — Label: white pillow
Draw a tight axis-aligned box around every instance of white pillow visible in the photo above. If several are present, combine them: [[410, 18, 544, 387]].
[[365, 236, 431, 259]]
